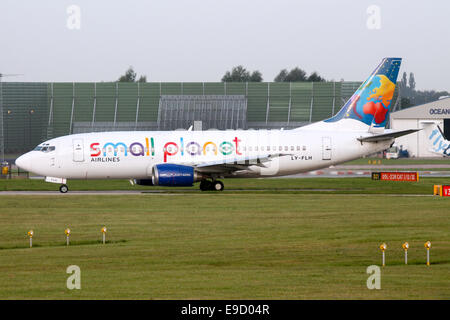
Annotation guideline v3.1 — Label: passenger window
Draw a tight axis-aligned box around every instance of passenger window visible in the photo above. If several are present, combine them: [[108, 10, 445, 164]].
[[290, 146, 294, 151], [279, 146, 282, 151], [303, 146, 306, 151], [284, 146, 288, 151], [296, 146, 301, 151]]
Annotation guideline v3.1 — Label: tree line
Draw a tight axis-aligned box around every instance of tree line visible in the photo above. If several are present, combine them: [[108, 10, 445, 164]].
[[397, 72, 449, 109], [117, 66, 147, 83], [116, 66, 449, 108], [116, 65, 326, 83], [220, 65, 326, 82]]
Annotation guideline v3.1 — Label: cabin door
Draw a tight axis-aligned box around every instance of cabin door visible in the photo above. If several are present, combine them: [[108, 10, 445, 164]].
[[322, 137, 332, 160], [73, 139, 85, 162]]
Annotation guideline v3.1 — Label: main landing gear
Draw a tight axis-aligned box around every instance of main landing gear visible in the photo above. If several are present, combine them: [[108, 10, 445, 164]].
[[59, 184, 69, 193], [199, 180, 224, 192]]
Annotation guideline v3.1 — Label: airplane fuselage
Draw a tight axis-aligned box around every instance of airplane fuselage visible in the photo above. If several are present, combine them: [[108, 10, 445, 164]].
[[18, 125, 392, 180]]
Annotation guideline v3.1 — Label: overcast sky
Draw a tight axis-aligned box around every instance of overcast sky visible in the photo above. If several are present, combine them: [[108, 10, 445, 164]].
[[0, 0, 449, 91]]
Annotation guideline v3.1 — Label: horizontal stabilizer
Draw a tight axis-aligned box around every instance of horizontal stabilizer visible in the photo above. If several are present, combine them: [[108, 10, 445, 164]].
[[357, 129, 419, 142]]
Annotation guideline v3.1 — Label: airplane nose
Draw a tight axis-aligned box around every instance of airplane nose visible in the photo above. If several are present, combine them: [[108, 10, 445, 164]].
[[15, 153, 32, 172]]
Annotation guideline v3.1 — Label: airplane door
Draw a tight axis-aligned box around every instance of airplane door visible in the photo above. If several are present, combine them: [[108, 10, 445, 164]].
[[322, 137, 332, 160], [73, 139, 85, 162]]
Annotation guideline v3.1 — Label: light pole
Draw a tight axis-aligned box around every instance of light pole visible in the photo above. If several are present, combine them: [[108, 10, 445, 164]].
[[4, 110, 11, 159], [29, 108, 35, 150]]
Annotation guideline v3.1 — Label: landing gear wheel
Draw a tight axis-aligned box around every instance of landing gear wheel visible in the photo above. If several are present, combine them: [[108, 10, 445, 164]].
[[212, 180, 224, 191], [59, 184, 69, 193], [200, 180, 212, 191], [200, 180, 224, 191]]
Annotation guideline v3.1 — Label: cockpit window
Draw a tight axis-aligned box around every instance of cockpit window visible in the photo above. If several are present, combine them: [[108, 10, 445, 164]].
[[33, 144, 55, 152]]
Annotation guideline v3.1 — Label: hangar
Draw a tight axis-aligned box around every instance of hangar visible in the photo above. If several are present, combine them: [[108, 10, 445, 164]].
[[390, 97, 450, 157]]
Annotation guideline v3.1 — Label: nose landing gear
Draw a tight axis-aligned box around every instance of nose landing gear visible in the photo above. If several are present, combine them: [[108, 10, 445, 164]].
[[59, 184, 69, 193], [199, 180, 224, 192]]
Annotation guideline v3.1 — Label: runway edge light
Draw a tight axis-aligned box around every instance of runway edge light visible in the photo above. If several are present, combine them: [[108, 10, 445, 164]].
[[402, 242, 409, 264], [27, 230, 34, 248], [101, 226, 107, 244], [380, 243, 387, 267], [65, 228, 71, 246], [424, 241, 431, 266]]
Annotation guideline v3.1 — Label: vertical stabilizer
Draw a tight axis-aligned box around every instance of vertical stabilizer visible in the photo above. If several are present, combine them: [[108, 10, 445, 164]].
[[325, 58, 401, 132], [423, 123, 450, 156]]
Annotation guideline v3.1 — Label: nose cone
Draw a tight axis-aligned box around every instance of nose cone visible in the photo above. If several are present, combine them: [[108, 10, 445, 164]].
[[15, 153, 33, 172]]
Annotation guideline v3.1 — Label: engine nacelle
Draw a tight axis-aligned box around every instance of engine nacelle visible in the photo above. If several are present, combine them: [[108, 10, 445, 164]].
[[152, 164, 201, 187]]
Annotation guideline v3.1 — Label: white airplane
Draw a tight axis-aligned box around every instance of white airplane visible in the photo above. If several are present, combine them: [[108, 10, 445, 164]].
[[16, 58, 418, 193], [422, 123, 450, 156]]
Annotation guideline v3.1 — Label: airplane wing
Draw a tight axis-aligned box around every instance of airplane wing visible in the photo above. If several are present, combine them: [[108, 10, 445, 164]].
[[188, 153, 289, 173], [357, 129, 420, 143]]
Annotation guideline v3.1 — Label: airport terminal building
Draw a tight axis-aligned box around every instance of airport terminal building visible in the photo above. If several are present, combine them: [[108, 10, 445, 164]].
[[390, 97, 450, 157]]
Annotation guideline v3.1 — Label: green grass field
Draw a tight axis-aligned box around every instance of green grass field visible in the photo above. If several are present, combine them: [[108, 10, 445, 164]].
[[0, 178, 449, 299], [0, 176, 449, 194]]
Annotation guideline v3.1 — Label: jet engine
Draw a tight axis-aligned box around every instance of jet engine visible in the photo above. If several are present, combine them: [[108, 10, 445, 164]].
[[152, 164, 203, 187]]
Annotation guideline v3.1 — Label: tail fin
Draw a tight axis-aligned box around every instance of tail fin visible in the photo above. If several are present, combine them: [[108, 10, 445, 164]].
[[325, 57, 401, 131], [422, 123, 450, 156]]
